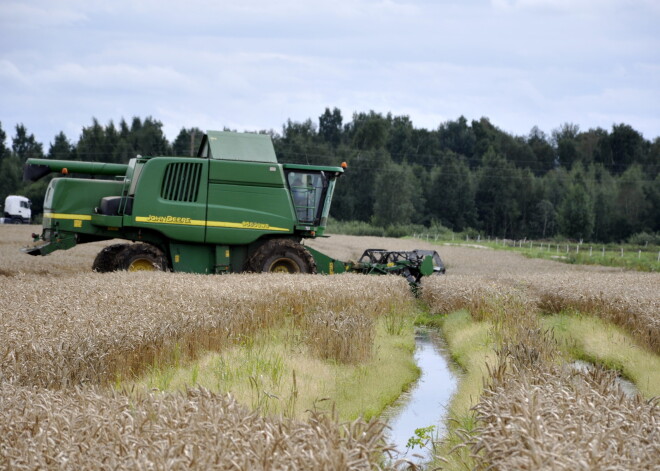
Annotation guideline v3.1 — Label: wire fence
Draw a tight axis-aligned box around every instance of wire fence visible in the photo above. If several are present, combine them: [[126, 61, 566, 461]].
[[411, 233, 660, 263]]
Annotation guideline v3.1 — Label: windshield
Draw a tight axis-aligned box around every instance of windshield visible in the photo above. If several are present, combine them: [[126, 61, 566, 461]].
[[286, 170, 327, 225]]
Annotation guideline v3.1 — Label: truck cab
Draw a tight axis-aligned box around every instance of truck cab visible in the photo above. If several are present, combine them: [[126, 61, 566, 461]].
[[2, 195, 31, 224]]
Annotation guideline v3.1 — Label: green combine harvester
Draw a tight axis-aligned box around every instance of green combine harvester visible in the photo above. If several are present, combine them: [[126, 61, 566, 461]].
[[23, 131, 444, 285]]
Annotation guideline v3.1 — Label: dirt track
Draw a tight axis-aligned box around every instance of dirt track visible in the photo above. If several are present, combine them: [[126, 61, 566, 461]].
[[308, 233, 622, 277]]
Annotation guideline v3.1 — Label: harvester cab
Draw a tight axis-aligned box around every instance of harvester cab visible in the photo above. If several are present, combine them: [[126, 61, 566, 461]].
[[22, 130, 443, 286]]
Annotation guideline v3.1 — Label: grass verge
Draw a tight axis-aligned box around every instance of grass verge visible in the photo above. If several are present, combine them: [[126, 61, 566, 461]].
[[124, 316, 419, 422], [543, 312, 660, 398]]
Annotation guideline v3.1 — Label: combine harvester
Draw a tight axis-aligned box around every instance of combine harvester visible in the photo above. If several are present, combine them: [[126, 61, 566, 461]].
[[22, 131, 444, 286]]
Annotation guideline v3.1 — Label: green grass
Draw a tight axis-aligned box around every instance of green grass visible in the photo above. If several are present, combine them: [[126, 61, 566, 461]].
[[411, 235, 660, 272], [543, 312, 660, 398], [123, 316, 419, 421]]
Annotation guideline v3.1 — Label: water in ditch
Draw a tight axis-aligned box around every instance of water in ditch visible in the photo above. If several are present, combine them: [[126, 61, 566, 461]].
[[380, 328, 458, 467]]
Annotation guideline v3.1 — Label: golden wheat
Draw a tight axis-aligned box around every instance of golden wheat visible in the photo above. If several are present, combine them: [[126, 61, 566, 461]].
[[0, 383, 393, 470], [3, 224, 659, 470], [0, 272, 412, 388], [471, 347, 660, 470]]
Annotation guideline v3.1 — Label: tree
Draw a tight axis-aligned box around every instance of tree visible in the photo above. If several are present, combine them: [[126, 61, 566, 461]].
[[429, 152, 476, 231], [133, 117, 170, 156], [552, 123, 580, 169], [48, 132, 75, 160], [437, 116, 476, 158], [372, 162, 420, 227], [532, 200, 557, 238], [528, 126, 556, 174], [172, 127, 204, 156], [0, 154, 21, 205], [613, 164, 651, 238], [558, 167, 594, 240], [608, 123, 647, 174], [0, 122, 8, 160], [386, 115, 414, 162], [513, 167, 543, 237], [348, 111, 389, 150], [475, 147, 520, 237], [76, 118, 107, 161], [12, 124, 44, 163], [319, 107, 342, 148]]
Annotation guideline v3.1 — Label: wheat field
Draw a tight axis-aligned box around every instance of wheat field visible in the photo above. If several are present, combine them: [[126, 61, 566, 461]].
[[1, 225, 659, 469]]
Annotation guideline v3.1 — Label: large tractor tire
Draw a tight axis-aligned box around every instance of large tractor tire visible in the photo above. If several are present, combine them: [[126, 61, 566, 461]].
[[114, 243, 169, 272], [92, 243, 130, 272], [244, 239, 317, 274]]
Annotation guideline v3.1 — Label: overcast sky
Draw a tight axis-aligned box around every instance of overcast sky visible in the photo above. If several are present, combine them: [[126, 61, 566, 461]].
[[1, 0, 658, 148]]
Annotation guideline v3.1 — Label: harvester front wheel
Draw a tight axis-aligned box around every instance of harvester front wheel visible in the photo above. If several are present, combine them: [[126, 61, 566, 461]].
[[245, 239, 317, 274], [92, 243, 130, 272], [115, 243, 168, 272]]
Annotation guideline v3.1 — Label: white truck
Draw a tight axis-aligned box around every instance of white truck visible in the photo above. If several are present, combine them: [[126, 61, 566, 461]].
[[1, 195, 32, 224]]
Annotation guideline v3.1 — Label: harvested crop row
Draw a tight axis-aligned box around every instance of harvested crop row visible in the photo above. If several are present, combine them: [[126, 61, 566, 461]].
[[0, 383, 391, 470], [1, 272, 412, 388]]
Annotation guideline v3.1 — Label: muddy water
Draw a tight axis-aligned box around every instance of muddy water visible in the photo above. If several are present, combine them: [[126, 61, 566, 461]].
[[380, 329, 458, 466]]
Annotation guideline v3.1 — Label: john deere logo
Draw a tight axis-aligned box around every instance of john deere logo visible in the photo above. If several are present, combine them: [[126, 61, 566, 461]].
[[146, 215, 192, 225]]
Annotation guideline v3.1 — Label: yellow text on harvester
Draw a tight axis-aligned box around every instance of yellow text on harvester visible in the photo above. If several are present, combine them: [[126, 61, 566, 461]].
[[135, 215, 288, 232]]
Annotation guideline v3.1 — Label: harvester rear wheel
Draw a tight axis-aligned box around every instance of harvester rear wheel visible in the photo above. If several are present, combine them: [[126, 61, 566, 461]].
[[92, 243, 130, 272], [115, 243, 169, 272], [245, 239, 317, 274]]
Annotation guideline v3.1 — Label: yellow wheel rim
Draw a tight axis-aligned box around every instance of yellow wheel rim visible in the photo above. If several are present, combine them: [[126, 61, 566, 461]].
[[268, 258, 300, 273], [128, 259, 156, 271]]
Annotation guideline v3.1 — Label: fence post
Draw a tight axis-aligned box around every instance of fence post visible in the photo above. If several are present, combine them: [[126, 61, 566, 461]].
[[589, 246, 592, 257], [621, 248, 624, 257]]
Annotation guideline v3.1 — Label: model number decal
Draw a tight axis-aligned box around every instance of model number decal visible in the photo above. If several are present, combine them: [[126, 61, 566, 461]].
[[241, 221, 269, 229]]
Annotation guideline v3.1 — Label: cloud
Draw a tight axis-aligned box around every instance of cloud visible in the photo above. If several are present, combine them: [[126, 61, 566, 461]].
[[0, 1, 87, 29]]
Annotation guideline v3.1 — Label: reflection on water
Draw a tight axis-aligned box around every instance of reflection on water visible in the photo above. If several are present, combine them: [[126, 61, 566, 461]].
[[380, 329, 458, 466]]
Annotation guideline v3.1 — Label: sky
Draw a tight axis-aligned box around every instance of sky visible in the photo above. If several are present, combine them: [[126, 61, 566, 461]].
[[1, 0, 659, 148]]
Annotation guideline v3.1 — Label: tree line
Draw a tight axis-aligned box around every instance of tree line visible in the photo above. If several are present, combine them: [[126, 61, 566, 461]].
[[0, 110, 658, 243]]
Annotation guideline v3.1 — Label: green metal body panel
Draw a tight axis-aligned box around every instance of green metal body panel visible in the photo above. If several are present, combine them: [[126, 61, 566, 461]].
[[306, 247, 350, 274], [169, 243, 215, 273], [129, 157, 209, 243], [43, 178, 124, 236], [206, 159, 294, 244], [202, 131, 277, 163]]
